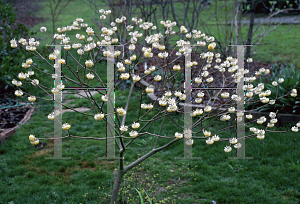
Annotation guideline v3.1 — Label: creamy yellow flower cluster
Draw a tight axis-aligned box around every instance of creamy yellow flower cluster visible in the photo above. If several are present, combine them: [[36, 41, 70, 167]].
[[116, 122, 141, 138], [29, 135, 39, 145], [10, 37, 40, 51]]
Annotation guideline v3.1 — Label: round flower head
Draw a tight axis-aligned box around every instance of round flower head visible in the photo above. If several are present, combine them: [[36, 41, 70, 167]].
[[206, 138, 214, 145], [51, 88, 59, 94], [129, 44, 135, 50], [144, 69, 151, 75], [117, 107, 126, 116], [228, 107, 235, 113], [195, 108, 203, 116], [154, 75, 162, 81], [130, 55, 136, 61], [62, 123, 71, 130], [26, 58, 33, 65], [247, 58, 253, 63], [246, 92, 253, 97], [145, 87, 154, 93], [204, 106, 212, 112], [257, 119, 264, 125], [166, 104, 178, 112], [175, 91, 182, 97], [18, 72, 27, 80], [29, 135, 36, 142], [22, 62, 31, 68], [120, 125, 128, 132], [28, 71, 34, 76], [164, 91, 171, 97], [101, 95, 108, 102], [159, 100, 167, 106], [141, 104, 148, 109], [197, 91, 205, 98], [180, 26, 188, 33], [77, 49, 84, 55], [206, 77, 214, 83], [15, 90, 23, 96], [85, 60, 94, 68], [246, 114, 252, 119], [64, 45, 71, 50], [272, 81, 278, 86], [224, 146, 232, 152], [147, 104, 153, 109], [203, 130, 211, 137], [208, 43, 216, 50], [257, 135, 265, 140], [229, 138, 238, 144], [175, 132, 183, 139], [195, 98, 202, 103], [125, 59, 132, 65], [132, 74, 140, 82], [278, 78, 284, 83], [269, 100, 275, 105], [185, 139, 193, 146], [212, 135, 219, 141], [234, 143, 242, 149], [173, 65, 181, 71], [94, 113, 105, 121], [129, 131, 138, 137], [30, 138, 39, 145], [221, 92, 229, 98], [120, 73, 130, 80], [195, 77, 202, 84], [132, 122, 140, 129], [28, 96, 36, 102], [184, 129, 192, 139], [179, 94, 186, 101], [220, 114, 230, 121], [86, 73, 95, 79]]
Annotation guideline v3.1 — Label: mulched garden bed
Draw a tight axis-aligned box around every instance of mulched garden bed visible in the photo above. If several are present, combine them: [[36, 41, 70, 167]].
[[0, 105, 31, 130]]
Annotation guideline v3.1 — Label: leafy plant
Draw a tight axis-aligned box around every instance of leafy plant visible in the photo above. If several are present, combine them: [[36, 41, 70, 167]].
[[135, 188, 153, 204], [0, 1, 35, 97], [245, 63, 300, 114]]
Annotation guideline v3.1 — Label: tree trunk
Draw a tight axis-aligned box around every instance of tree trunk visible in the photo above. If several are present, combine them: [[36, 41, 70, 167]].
[[245, 0, 255, 60], [110, 169, 125, 204]]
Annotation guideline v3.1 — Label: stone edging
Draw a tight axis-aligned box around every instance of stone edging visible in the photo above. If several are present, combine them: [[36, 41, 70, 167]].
[[138, 79, 300, 126], [0, 104, 35, 144]]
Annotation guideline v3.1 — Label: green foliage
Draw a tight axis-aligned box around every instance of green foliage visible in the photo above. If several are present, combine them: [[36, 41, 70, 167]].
[[135, 188, 152, 204], [245, 63, 300, 114], [242, 0, 299, 13], [0, 1, 34, 96], [0, 86, 300, 203]]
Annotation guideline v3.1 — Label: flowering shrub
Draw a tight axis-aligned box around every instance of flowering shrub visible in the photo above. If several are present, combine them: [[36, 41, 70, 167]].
[[245, 63, 300, 114], [0, 1, 34, 96], [9, 9, 300, 203]]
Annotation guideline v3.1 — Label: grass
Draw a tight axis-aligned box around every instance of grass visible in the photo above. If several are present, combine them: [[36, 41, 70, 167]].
[[1, 84, 300, 203], [2, 0, 300, 203]]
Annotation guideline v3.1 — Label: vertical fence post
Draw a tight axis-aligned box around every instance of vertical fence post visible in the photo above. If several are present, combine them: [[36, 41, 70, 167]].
[[228, 44, 254, 160], [45, 44, 71, 160], [98, 45, 124, 160], [175, 44, 201, 160]]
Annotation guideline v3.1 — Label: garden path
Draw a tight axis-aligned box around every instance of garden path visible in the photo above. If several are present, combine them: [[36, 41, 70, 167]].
[[221, 15, 300, 25], [61, 90, 99, 114]]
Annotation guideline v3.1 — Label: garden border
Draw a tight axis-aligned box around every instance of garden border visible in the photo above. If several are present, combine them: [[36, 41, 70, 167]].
[[137, 79, 300, 127], [0, 104, 35, 144]]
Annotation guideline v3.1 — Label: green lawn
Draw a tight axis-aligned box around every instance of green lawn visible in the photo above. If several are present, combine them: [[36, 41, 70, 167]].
[[1, 0, 300, 203], [1, 84, 300, 203]]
